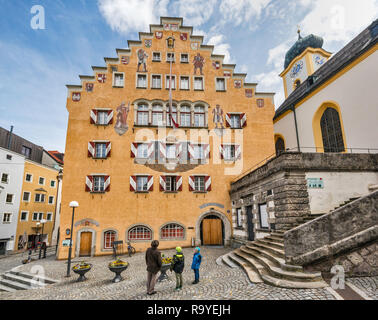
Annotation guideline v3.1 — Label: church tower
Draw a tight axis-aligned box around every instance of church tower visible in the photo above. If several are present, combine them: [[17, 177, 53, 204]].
[[280, 28, 332, 98]]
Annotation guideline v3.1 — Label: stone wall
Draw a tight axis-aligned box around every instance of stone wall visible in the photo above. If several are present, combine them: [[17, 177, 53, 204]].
[[284, 190, 378, 274]]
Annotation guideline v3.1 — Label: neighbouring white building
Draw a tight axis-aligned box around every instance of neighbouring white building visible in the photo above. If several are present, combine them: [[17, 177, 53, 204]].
[[0, 147, 25, 255], [274, 20, 378, 155]]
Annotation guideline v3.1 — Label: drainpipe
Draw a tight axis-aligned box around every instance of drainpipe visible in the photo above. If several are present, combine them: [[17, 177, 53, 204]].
[[7, 126, 14, 149], [292, 106, 301, 152]]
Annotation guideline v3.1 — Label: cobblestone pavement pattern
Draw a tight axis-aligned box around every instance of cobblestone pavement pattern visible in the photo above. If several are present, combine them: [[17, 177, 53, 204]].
[[348, 277, 378, 300], [0, 247, 372, 300]]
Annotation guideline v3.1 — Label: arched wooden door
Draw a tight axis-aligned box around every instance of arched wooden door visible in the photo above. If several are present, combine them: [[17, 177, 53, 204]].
[[201, 216, 223, 245]]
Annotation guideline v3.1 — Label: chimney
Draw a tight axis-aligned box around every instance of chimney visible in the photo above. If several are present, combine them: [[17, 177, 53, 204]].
[[7, 126, 14, 149]]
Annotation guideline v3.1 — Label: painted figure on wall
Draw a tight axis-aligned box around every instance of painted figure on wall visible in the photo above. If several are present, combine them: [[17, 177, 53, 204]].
[[212, 104, 224, 129], [115, 101, 130, 136], [137, 49, 149, 72], [193, 53, 205, 75]]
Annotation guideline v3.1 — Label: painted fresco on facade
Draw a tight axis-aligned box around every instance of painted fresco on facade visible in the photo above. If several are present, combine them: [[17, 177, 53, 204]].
[[114, 102, 130, 136], [193, 53, 205, 75], [137, 49, 149, 72]]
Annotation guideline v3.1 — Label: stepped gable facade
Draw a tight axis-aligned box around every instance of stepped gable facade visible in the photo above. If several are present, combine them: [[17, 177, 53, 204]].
[[58, 17, 276, 258]]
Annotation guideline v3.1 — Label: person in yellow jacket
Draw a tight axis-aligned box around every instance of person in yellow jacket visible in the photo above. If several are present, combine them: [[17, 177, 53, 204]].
[[170, 247, 185, 291]]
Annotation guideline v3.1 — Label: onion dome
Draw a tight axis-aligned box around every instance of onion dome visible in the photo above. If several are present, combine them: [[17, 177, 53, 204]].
[[284, 30, 324, 69]]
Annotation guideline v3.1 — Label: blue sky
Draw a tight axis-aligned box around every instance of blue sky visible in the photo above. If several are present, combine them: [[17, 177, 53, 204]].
[[0, 0, 376, 152]]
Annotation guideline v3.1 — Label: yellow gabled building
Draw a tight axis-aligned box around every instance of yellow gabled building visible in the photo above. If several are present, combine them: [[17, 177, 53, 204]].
[[58, 17, 276, 259]]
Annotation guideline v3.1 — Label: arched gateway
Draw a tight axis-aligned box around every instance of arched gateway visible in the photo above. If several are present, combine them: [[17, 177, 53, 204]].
[[195, 210, 231, 246]]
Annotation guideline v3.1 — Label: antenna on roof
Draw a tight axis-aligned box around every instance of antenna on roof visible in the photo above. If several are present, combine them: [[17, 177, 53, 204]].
[[297, 25, 303, 40]]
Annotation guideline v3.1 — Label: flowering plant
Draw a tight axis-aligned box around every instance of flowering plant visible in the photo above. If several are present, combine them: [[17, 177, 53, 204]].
[[73, 262, 91, 270], [109, 258, 129, 268]]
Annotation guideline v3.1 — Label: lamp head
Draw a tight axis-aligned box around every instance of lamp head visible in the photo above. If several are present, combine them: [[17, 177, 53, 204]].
[[69, 201, 79, 208]]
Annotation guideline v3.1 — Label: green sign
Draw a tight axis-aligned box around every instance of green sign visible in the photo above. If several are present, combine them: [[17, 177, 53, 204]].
[[307, 178, 324, 189]]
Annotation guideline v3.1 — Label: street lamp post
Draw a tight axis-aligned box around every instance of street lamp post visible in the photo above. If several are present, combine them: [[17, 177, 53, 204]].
[[66, 201, 79, 278]]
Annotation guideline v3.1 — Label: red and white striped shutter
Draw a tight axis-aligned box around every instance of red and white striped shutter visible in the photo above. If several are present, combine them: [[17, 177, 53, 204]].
[[235, 145, 242, 160], [159, 142, 166, 159], [107, 110, 114, 125], [240, 113, 247, 128], [85, 176, 93, 192], [106, 142, 112, 158], [159, 176, 166, 192], [131, 143, 138, 158], [130, 176, 137, 192], [205, 176, 212, 192], [225, 113, 231, 128], [176, 143, 183, 158], [147, 176, 154, 192], [204, 144, 210, 159], [90, 110, 98, 124], [188, 143, 194, 159], [176, 176, 183, 191], [88, 142, 95, 158], [104, 176, 111, 192], [188, 176, 195, 192], [148, 142, 155, 159], [220, 144, 224, 159]]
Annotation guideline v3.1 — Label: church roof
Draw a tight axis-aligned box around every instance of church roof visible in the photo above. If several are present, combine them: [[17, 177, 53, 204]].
[[284, 33, 324, 69], [274, 19, 378, 121]]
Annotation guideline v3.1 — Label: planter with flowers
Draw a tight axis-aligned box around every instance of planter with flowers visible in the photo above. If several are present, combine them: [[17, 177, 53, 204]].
[[108, 258, 129, 283], [158, 256, 172, 282], [72, 262, 92, 282]]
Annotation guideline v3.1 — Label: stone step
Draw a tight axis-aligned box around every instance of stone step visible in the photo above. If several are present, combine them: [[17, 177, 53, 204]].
[[230, 249, 263, 283], [0, 278, 32, 291], [0, 284, 17, 292], [240, 247, 323, 282], [3, 273, 48, 288], [261, 274, 328, 289], [9, 270, 58, 285], [245, 243, 303, 272], [264, 235, 284, 243], [216, 255, 226, 266], [222, 253, 238, 268], [248, 242, 285, 259], [256, 239, 284, 250]]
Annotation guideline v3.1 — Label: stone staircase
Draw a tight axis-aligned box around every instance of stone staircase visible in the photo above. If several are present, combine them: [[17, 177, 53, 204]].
[[0, 268, 59, 292]]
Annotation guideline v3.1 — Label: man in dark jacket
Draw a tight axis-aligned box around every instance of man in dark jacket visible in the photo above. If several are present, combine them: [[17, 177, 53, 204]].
[[145, 240, 162, 295], [170, 247, 185, 291]]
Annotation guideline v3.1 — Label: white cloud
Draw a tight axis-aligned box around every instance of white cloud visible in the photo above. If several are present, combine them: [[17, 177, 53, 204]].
[[219, 0, 272, 26], [97, 0, 169, 34], [299, 0, 378, 43], [172, 0, 217, 27], [208, 34, 234, 64]]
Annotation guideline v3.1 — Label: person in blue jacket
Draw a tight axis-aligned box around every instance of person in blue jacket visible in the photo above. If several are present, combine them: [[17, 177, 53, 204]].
[[191, 247, 202, 284]]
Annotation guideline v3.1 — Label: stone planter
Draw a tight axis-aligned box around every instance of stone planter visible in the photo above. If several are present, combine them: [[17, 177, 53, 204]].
[[109, 264, 129, 283], [158, 263, 171, 282], [72, 264, 92, 282]]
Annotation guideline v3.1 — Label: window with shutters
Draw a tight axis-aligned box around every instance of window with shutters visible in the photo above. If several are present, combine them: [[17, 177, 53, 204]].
[[165, 176, 177, 192], [93, 176, 105, 193], [97, 111, 108, 125], [194, 176, 205, 192], [128, 226, 152, 241], [137, 144, 148, 159], [230, 114, 241, 128], [136, 176, 149, 192], [320, 108, 345, 153], [104, 231, 116, 249], [223, 145, 236, 161], [161, 224, 184, 240], [137, 104, 149, 126], [193, 145, 205, 160]]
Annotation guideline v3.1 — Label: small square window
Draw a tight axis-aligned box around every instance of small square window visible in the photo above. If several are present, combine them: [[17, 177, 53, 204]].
[[39, 177, 45, 185], [32, 213, 39, 221], [6, 194, 13, 204], [136, 176, 149, 192], [22, 146, 32, 159], [6, 154, 12, 160], [137, 74, 147, 88], [20, 211, 28, 221], [3, 213, 12, 224], [113, 72, 124, 87], [152, 52, 161, 62], [48, 196, 54, 204], [23, 192, 30, 202], [50, 180, 56, 188], [95, 143, 107, 159], [181, 54, 189, 63], [167, 53, 175, 62], [26, 174, 33, 182], [1, 173, 9, 183], [46, 213, 53, 221]]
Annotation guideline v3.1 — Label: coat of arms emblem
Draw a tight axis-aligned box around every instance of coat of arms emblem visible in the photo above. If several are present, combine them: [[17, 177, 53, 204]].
[[224, 71, 231, 78], [191, 42, 199, 50], [212, 61, 220, 70], [72, 92, 81, 101], [155, 31, 163, 39], [245, 89, 253, 98], [121, 56, 129, 65], [257, 99, 265, 108], [114, 102, 130, 136], [86, 83, 94, 93], [97, 74, 106, 83], [180, 33, 188, 41], [145, 39, 152, 48], [234, 80, 242, 89]]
